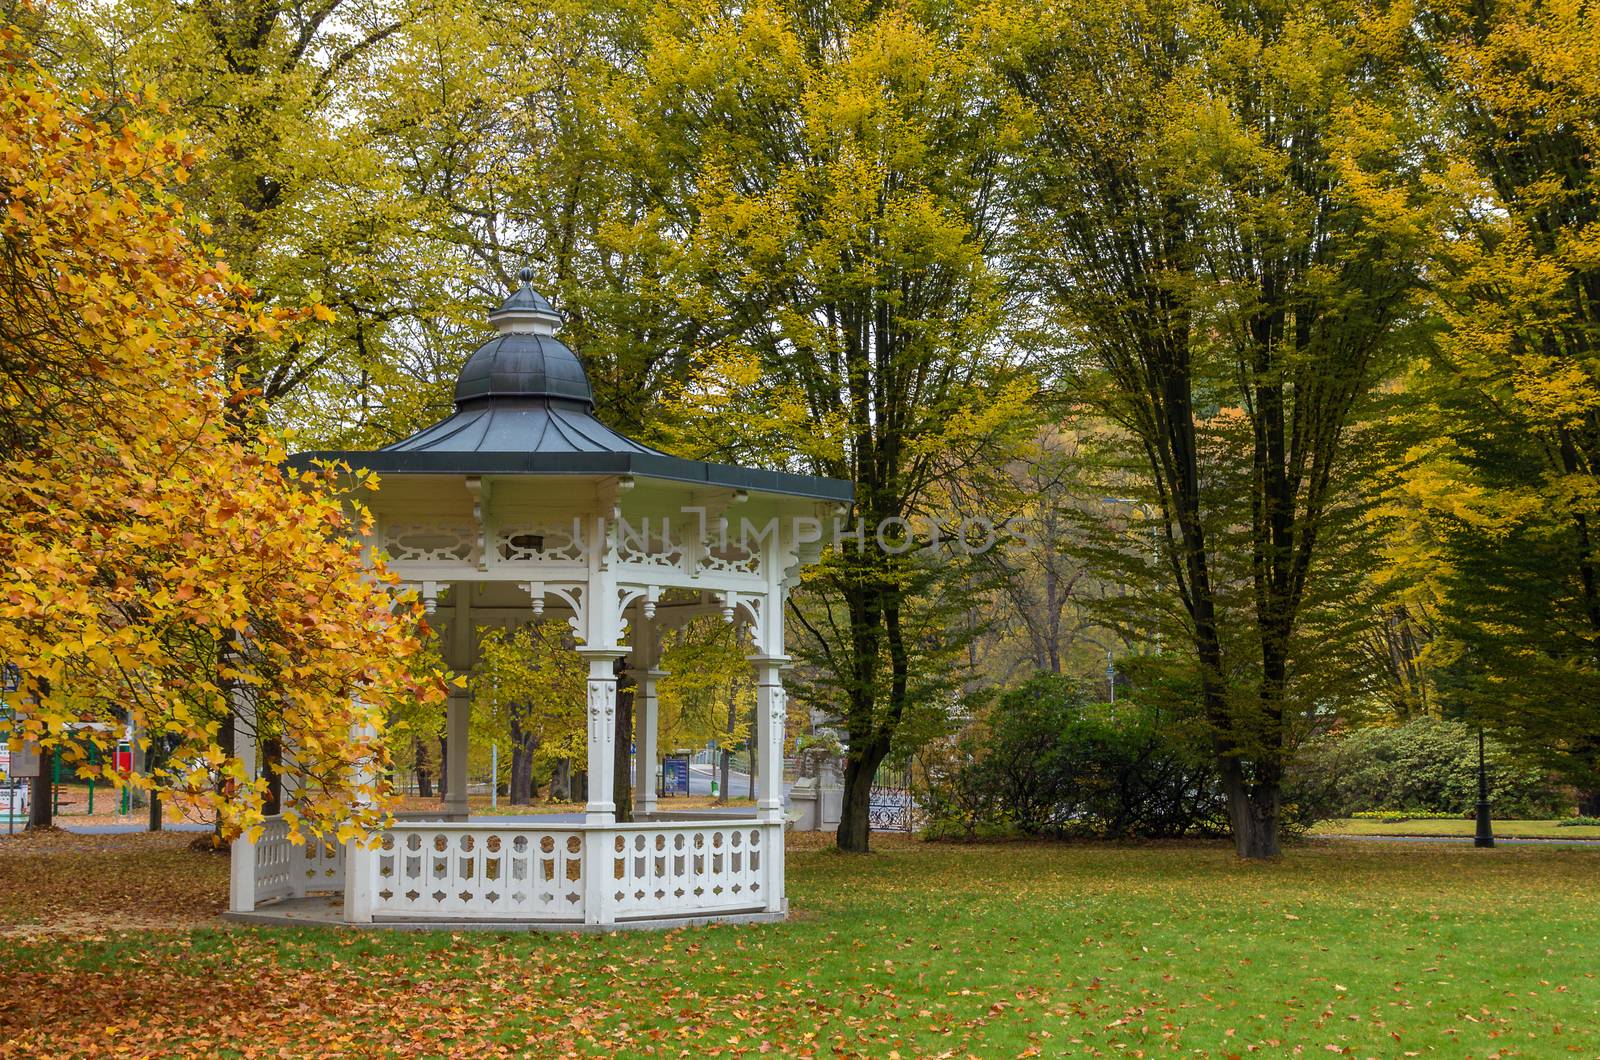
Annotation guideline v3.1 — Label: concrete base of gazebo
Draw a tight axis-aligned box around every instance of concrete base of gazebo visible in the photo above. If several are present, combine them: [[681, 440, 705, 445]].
[[224, 898, 786, 932]]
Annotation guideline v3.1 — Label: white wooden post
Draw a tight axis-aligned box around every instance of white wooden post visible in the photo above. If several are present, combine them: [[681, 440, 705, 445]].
[[443, 688, 470, 819], [343, 707, 378, 924], [579, 647, 625, 927], [749, 656, 788, 825], [634, 669, 664, 817], [227, 682, 258, 914], [631, 611, 662, 818], [343, 839, 374, 924], [579, 650, 625, 824]]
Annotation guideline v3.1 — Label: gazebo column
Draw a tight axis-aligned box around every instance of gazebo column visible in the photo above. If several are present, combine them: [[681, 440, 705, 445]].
[[227, 683, 258, 914], [443, 689, 470, 819], [343, 710, 378, 924], [578, 648, 626, 823], [749, 655, 788, 824], [578, 645, 626, 929], [630, 609, 662, 819], [633, 668, 664, 818], [443, 583, 471, 820]]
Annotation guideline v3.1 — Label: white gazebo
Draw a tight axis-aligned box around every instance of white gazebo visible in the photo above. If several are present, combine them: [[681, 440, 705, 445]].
[[227, 271, 850, 930]]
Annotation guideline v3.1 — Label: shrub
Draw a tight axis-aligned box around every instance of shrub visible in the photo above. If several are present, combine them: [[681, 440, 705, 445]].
[[923, 673, 1230, 840], [1285, 718, 1568, 820], [1558, 816, 1600, 827]]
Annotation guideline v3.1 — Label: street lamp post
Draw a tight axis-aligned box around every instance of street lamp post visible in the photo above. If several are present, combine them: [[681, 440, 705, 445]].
[[1474, 725, 1495, 848]]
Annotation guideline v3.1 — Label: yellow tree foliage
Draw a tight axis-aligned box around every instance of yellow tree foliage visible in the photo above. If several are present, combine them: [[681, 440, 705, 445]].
[[0, 30, 443, 842], [470, 622, 587, 773], [657, 620, 754, 756]]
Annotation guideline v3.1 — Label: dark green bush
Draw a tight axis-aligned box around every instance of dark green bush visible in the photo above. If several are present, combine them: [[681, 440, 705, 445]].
[[924, 673, 1229, 840], [1285, 718, 1569, 820]]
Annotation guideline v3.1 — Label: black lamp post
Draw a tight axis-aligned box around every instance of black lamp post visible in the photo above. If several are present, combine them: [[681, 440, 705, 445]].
[[1474, 725, 1495, 848]]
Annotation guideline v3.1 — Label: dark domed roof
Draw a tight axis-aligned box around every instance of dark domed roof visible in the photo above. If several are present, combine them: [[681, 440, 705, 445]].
[[451, 273, 592, 408], [454, 333, 593, 408]]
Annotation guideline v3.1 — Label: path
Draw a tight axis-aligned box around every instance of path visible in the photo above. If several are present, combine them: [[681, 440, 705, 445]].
[[1321, 832, 1600, 847]]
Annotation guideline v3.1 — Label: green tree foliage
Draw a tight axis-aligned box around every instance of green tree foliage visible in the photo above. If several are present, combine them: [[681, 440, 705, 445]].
[[350, 0, 698, 447], [643, 0, 1038, 851], [995, 0, 1431, 856], [47, 0, 464, 441], [1395, 0, 1600, 788]]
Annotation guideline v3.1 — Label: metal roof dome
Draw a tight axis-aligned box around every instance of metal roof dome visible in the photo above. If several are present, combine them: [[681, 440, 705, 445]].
[[453, 270, 593, 408]]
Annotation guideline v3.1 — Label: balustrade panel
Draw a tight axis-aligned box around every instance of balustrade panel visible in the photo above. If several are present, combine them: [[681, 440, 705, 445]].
[[253, 817, 294, 905], [302, 835, 346, 893], [608, 822, 771, 919], [371, 824, 586, 921]]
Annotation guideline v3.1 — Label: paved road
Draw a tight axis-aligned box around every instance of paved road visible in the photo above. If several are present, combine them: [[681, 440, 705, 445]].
[[53, 822, 211, 836]]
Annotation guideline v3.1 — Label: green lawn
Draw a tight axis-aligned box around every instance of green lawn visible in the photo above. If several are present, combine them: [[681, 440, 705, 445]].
[[3, 833, 1599, 1056], [1313, 817, 1600, 840]]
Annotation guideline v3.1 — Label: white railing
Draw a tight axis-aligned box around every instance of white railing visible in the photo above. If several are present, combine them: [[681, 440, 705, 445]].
[[354, 819, 781, 924], [250, 816, 346, 906], [371, 822, 588, 921], [607, 821, 769, 921], [253, 817, 294, 905]]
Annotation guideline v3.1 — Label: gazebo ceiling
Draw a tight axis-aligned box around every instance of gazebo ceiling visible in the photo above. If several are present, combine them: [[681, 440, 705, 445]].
[[290, 271, 852, 503]]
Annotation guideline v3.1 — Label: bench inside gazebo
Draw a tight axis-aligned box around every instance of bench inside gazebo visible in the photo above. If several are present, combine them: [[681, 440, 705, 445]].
[[224, 271, 850, 930]]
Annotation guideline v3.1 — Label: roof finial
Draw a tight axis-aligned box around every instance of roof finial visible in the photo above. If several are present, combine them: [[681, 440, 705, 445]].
[[518, 266, 534, 286]]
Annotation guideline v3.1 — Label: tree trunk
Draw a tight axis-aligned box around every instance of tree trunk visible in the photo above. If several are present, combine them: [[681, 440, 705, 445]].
[[836, 749, 882, 852], [1221, 759, 1281, 859], [749, 710, 758, 801], [414, 737, 433, 799], [437, 735, 448, 803], [508, 715, 536, 805], [216, 707, 234, 840], [28, 746, 54, 830], [130, 732, 148, 809], [718, 686, 735, 805], [614, 668, 635, 822], [262, 737, 282, 816], [551, 759, 570, 802], [1579, 789, 1600, 818], [148, 790, 162, 832]]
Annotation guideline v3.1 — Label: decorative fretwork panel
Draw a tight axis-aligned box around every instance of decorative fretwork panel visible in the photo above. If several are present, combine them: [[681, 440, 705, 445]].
[[616, 520, 687, 571], [608, 824, 769, 920], [700, 541, 760, 576], [497, 522, 588, 564], [371, 826, 585, 920], [382, 524, 475, 563]]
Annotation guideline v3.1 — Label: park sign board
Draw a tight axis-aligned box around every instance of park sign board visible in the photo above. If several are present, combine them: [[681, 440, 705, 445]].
[[660, 754, 690, 798]]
